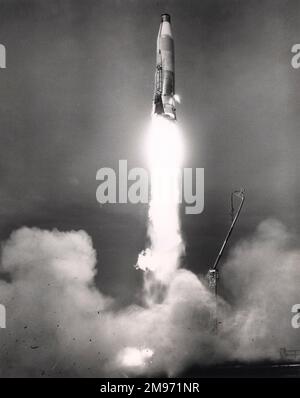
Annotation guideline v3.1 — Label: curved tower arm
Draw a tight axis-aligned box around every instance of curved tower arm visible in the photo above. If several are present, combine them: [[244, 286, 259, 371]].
[[212, 188, 245, 271]]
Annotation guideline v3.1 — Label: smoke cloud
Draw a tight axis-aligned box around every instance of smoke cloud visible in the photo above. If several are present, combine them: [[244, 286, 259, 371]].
[[222, 219, 300, 362], [0, 219, 299, 377]]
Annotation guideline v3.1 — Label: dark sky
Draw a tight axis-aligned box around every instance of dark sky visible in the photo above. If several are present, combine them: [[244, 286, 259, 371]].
[[0, 0, 299, 304]]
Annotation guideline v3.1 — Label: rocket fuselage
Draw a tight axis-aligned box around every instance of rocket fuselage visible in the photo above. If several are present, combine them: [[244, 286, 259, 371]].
[[153, 14, 176, 120]]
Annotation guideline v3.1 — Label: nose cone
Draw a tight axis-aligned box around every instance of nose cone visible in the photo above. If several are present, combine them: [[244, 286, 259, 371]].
[[161, 14, 171, 22], [160, 14, 173, 37]]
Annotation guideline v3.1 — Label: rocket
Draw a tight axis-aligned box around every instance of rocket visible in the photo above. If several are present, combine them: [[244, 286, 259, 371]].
[[153, 14, 177, 120]]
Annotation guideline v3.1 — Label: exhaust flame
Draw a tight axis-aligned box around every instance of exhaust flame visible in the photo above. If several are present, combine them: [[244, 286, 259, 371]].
[[136, 116, 185, 287], [133, 115, 186, 318]]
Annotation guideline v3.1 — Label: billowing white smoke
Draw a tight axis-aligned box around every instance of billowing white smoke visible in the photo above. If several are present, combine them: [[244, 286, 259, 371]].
[[0, 227, 112, 377], [0, 219, 299, 377], [222, 219, 300, 361], [0, 226, 219, 377]]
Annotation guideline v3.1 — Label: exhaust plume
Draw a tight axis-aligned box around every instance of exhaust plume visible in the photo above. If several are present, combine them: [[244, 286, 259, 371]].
[[136, 116, 185, 289]]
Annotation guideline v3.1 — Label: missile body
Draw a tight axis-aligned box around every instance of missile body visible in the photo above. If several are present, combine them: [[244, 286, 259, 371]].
[[153, 14, 176, 120]]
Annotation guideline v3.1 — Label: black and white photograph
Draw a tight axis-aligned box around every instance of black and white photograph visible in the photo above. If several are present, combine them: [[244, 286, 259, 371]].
[[0, 0, 300, 385]]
